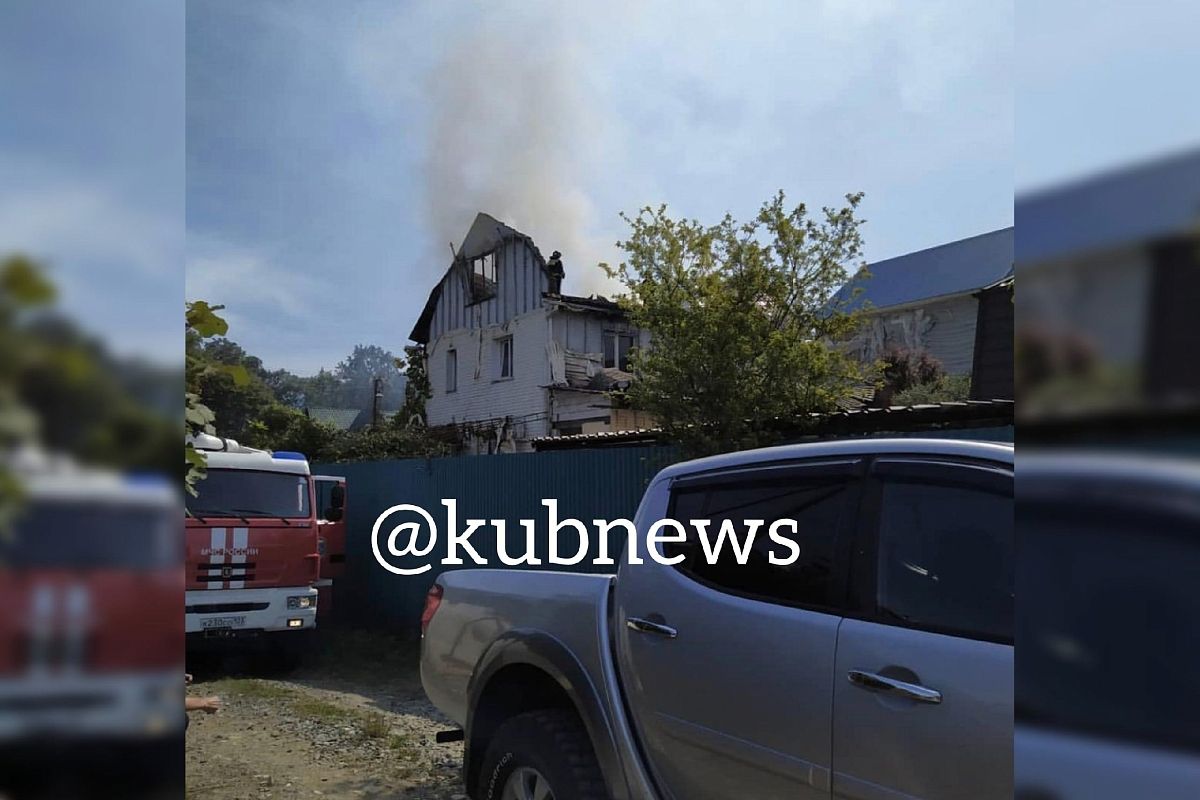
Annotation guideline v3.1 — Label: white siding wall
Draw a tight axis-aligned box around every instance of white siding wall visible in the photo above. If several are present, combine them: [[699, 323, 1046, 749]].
[[851, 294, 980, 375], [428, 238, 548, 342], [921, 295, 980, 375], [425, 306, 551, 441], [548, 308, 643, 353]]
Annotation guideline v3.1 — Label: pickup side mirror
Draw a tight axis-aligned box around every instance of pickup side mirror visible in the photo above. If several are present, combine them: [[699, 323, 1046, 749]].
[[322, 507, 344, 522], [330, 484, 345, 510]]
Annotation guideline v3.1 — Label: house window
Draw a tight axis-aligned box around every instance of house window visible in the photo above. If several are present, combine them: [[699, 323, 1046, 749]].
[[469, 252, 497, 302], [496, 336, 513, 379], [604, 331, 636, 371], [446, 349, 457, 393]]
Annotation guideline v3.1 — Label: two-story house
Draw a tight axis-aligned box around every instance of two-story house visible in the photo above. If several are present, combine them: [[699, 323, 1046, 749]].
[[408, 213, 653, 453]]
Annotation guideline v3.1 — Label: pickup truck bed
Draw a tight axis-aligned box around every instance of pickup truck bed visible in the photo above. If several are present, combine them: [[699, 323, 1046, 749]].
[[422, 569, 658, 799]]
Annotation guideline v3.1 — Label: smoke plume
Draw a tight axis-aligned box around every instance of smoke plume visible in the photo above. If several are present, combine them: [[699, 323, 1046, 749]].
[[418, 5, 620, 296]]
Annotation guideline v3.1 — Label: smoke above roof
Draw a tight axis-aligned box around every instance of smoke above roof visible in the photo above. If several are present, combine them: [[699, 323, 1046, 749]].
[[417, 5, 618, 295]]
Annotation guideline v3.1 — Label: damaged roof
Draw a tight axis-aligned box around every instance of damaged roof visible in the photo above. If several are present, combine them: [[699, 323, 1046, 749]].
[[409, 213, 550, 343], [543, 293, 625, 314], [830, 227, 1014, 313]]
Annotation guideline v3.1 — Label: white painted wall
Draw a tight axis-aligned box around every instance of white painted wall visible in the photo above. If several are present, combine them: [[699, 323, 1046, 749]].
[[425, 306, 552, 442]]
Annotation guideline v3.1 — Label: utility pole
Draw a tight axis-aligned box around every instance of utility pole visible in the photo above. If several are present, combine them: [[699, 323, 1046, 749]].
[[372, 376, 383, 428]]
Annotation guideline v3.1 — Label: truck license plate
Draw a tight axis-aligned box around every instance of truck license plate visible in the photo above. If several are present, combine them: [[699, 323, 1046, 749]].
[[201, 615, 245, 630]]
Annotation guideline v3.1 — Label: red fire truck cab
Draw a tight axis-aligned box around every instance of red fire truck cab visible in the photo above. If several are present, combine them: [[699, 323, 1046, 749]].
[[0, 449, 182, 791], [185, 434, 331, 665]]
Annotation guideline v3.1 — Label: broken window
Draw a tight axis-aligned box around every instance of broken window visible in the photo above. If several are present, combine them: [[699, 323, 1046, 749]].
[[604, 331, 636, 371], [496, 336, 513, 379], [446, 348, 457, 393], [469, 252, 498, 302]]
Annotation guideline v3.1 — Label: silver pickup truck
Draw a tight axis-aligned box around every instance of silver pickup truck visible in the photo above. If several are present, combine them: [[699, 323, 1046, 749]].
[[421, 439, 1014, 800]]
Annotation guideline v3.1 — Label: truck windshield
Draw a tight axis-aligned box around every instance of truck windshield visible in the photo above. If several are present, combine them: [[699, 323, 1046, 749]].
[[0, 500, 178, 569], [186, 469, 311, 520]]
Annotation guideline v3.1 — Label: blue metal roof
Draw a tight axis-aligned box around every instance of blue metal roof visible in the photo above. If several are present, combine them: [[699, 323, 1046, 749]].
[[1016, 148, 1200, 265], [831, 227, 1013, 313]]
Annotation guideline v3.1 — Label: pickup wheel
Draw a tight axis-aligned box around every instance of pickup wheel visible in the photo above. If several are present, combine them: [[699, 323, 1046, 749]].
[[476, 709, 606, 800]]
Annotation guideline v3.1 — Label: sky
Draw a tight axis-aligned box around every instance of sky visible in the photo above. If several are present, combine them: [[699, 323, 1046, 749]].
[[3, 2, 1197, 372], [1015, 0, 1200, 194], [184, 0, 1015, 375], [0, 0, 183, 365]]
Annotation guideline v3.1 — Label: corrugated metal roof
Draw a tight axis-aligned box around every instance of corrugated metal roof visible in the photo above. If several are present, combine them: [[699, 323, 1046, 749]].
[[830, 227, 1014, 313], [307, 407, 365, 431], [1017, 148, 1200, 265]]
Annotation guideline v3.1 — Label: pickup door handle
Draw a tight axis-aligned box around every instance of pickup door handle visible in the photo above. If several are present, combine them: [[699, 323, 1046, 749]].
[[626, 617, 678, 638], [847, 670, 942, 704]]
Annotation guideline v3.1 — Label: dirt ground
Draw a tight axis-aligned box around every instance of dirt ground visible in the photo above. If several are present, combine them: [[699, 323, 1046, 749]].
[[185, 630, 466, 800]]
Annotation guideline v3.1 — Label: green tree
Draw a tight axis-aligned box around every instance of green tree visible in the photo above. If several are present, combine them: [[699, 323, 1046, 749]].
[[395, 344, 430, 427], [335, 344, 405, 412], [301, 368, 344, 408], [603, 191, 873, 456], [182, 313, 451, 468], [185, 301, 244, 493], [0, 256, 55, 530], [0, 257, 177, 512], [259, 367, 307, 407]]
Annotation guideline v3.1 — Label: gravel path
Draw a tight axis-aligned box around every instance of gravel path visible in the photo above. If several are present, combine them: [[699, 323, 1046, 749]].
[[186, 632, 466, 800]]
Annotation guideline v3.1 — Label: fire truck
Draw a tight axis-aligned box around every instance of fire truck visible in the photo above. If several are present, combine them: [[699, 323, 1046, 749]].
[[0, 449, 182, 792], [185, 434, 335, 666]]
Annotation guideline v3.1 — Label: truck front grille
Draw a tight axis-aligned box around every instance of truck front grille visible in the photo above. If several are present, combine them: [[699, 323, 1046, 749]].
[[185, 602, 270, 614], [195, 562, 257, 582]]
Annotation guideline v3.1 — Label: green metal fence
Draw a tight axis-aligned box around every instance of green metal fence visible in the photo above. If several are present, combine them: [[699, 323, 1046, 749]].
[[313, 445, 678, 633]]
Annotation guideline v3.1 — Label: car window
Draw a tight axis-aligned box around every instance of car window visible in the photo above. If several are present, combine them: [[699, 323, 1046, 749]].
[[1017, 501, 1200, 753], [876, 475, 1013, 642], [314, 480, 341, 522], [669, 472, 855, 610]]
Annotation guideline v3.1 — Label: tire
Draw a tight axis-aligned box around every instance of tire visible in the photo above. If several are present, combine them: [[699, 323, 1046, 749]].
[[476, 709, 607, 800]]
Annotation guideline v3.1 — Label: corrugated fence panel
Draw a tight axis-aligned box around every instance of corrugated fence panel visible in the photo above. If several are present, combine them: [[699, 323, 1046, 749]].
[[313, 445, 679, 632]]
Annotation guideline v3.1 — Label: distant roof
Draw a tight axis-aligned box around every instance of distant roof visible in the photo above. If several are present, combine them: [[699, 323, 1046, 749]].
[[409, 212, 550, 343], [830, 227, 1014, 313], [307, 407, 365, 431], [1016, 148, 1200, 264]]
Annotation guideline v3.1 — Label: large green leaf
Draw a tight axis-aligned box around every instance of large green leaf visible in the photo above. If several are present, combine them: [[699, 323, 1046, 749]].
[[186, 301, 229, 338]]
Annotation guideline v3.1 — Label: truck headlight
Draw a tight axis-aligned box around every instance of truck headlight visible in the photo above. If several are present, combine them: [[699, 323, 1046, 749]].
[[287, 595, 315, 609]]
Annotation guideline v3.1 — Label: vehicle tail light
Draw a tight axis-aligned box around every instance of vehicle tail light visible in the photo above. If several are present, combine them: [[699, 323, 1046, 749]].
[[420, 583, 443, 637]]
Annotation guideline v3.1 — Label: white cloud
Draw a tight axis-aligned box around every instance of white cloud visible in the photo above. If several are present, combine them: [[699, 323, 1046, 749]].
[[0, 157, 182, 365], [186, 235, 321, 319], [0, 167, 179, 277]]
